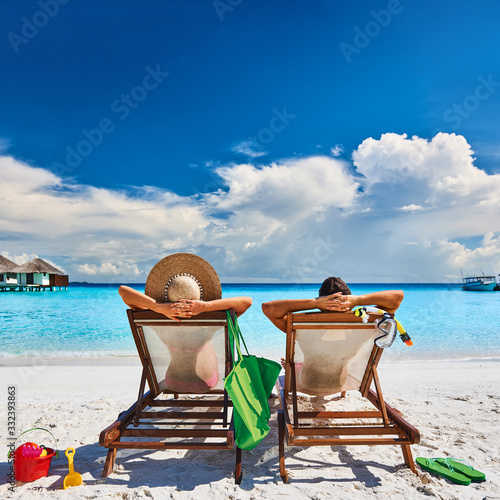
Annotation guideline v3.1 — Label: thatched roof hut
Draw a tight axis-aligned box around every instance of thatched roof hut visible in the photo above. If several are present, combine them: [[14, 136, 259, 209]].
[[0, 255, 19, 273], [12, 258, 63, 275]]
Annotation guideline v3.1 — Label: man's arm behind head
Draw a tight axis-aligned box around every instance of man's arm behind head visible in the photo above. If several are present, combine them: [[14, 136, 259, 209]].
[[346, 290, 404, 314]]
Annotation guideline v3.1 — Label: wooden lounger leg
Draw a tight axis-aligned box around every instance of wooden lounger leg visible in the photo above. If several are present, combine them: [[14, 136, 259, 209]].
[[235, 446, 242, 484], [278, 410, 289, 483], [102, 447, 117, 477], [401, 444, 417, 474]]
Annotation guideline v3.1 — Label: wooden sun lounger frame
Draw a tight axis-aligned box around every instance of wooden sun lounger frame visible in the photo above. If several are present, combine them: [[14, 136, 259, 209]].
[[277, 311, 420, 482], [99, 309, 242, 484]]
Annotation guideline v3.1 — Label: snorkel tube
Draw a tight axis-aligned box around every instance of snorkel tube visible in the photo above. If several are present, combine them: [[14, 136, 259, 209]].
[[394, 318, 413, 346], [354, 306, 413, 347]]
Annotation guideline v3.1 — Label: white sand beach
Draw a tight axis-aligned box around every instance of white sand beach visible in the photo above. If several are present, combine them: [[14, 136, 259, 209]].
[[1, 358, 499, 499]]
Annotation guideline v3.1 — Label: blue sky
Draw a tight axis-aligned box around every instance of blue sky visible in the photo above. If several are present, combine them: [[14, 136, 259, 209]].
[[1, 1, 500, 282]]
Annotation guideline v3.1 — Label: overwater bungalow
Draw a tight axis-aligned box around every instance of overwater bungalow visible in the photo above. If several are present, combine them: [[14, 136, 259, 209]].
[[0, 256, 69, 291], [0, 255, 19, 286]]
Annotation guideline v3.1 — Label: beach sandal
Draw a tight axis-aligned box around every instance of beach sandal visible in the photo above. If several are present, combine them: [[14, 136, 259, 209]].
[[416, 457, 471, 485], [434, 458, 486, 482]]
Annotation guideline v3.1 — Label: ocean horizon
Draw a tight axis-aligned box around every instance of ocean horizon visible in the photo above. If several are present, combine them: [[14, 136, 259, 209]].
[[2, 282, 499, 362]]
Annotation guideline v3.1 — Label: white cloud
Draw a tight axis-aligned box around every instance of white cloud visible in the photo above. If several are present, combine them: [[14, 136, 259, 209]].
[[449, 232, 500, 267], [2, 252, 38, 266], [0, 156, 60, 194], [400, 204, 424, 212], [77, 262, 140, 276], [0, 138, 11, 153], [353, 132, 500, 208], [330, 144, 343, 157], [210, 156, 359, 219], [0, 155, 212, 281], [1, 132, 500, 282], [231, 139, 268, 158]]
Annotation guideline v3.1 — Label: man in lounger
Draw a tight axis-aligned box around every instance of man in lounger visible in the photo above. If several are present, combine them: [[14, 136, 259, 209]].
[[261, 277, 403, 333], [262, 277, 404, 395], [119, 253, 252, 392]]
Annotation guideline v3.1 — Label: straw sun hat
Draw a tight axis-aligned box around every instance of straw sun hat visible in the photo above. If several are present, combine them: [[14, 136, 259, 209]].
[[145, 253, 222, 303]]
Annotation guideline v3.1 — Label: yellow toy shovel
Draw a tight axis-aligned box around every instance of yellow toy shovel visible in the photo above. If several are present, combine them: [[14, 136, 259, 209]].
[[63, 448, 83, 489]]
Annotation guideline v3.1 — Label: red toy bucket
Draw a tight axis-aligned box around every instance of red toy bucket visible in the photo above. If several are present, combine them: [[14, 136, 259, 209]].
[[10, 428, 58, 482], [14, 444, 57, 482]]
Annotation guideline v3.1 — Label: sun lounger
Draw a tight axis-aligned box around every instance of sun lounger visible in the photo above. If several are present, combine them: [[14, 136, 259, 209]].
[[277, 310, 420, 482], [99, 309, 242, 483]]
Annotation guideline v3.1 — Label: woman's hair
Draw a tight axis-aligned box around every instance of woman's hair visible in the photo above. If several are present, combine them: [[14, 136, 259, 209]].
[[318, 277, 351, 296]]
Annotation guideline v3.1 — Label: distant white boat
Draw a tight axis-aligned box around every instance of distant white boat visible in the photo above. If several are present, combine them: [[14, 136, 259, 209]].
[[462, 275, 497, 291]]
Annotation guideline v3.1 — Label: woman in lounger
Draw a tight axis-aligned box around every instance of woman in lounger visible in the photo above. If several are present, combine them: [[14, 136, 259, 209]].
[[119, 253, 252, 393], [119, 285, 251, 322]]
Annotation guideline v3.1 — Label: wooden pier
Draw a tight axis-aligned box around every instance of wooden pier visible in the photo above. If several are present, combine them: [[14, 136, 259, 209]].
[[0, 284, 68, 292]]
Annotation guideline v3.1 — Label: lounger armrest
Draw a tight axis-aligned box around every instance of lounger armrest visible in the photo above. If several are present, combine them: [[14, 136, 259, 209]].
[[129, 309, 228, 320], [99, 420, 121, 447]]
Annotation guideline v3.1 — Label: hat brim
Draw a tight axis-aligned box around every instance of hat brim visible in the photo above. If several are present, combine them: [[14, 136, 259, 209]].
[[145, 253, 222, 303]]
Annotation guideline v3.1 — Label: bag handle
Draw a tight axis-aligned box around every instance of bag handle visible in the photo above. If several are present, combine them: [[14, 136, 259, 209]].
[[226, 310, 239, 362], [227, 310, 250, 362]]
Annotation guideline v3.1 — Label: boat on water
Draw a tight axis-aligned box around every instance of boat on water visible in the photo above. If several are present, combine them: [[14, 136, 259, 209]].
[[462, 275, 498, 291]]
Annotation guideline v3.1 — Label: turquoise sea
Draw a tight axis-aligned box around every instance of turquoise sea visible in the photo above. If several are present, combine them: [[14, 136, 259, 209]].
[[1, 283, 499, 362]]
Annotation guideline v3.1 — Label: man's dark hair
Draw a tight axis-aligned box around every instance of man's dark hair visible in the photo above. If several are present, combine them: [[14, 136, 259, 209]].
[[318, 277, 351, 296]]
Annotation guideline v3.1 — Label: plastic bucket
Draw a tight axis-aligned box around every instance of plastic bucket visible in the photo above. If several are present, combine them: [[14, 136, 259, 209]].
[[14, 443, 57, 482], [10, 428, 58, 482]]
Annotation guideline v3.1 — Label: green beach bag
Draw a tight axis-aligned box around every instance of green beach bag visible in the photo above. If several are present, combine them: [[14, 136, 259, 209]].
[[225, 310, 281, 450]]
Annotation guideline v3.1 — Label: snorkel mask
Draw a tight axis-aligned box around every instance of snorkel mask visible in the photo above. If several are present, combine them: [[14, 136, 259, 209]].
[[354, 307, 413, 348], [374, 313, 398, 348]]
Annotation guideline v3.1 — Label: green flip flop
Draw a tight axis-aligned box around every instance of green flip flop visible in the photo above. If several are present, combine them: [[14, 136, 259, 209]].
[[416, 457, 471, 485], [434, 458, 486, 482]]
